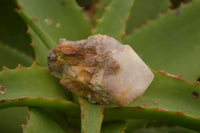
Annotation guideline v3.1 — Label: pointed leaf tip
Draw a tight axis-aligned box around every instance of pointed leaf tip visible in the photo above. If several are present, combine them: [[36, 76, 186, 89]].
[[94, 0, 134, 40]]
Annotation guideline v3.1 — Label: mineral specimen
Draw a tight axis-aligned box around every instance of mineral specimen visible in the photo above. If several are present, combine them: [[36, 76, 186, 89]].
[[48, 34, 154, 105]]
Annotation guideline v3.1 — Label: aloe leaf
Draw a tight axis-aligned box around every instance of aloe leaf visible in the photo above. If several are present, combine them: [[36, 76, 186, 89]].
[[93, 0, 111, 24], [79, 97, 104, 133], [17, 0, 91, 66], [126, 0, 170, 35], [0, 42, 33, 70], [171, 0, 192, 8], [135, 126, 198, 133], [41, 109, 74, 133], [28, 29, 49, 66], [0, 98, 79, 116], [126, 119, 149, 133], [93, 0, 134, 40], [123, 0, 200, 81], [17, 0, 91, 41], [0, 65, 67, 100], [126, 120, 198, 133], [0, 107, 27, 133], [23, 108, 65, 133], [0, 0, 34, 57], [102, 121, 127, 133], [0, 65, 80, 114], [17, 11, 57, 50], [104, 71, 200, 131], [76, 0, 93, 8]]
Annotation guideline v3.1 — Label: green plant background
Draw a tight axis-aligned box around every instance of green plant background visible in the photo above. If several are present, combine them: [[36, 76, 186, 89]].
[[0, 0, 200, 132]]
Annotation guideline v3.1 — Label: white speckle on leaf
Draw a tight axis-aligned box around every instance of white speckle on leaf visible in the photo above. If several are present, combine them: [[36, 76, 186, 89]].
[[56, 22, 61, 28], [154, 101, 158, 104], [0, 86, 7, 95], [44, 18, 53, 25]]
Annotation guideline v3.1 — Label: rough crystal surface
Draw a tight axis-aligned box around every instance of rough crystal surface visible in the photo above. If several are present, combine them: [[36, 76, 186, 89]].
[[48, 34, 154, 105]]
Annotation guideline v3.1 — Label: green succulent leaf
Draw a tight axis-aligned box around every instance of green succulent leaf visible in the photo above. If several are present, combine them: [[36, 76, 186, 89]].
[[41, 109, 74, 133], [135, 126, 198, 133], [93, 0, 111, 25], [0, 98, 79, 116], [0, 0, 199, 132], [0, 0, 34, 57], [0, 65, 79, 115], [0, 65, 67, 100], [126, 119, 149, 133], [0, 42, 33, 70], [126, 0, 170, 35], [126, 120, 198, 133], [18, 11, 57, 50], [17, 0, 91, 41], [0, 107, 27, 133], [28, 29, 49, 66], [23, 108, 65, 133], [76, 0, 93, 8], [79, 97, 104, 133], [14, 11, 52, 66], [102, 121, 127, 133], [123, 0, 200, 81], [93, 0, 134, 40], [104, 71, 200, 131], [17, 0, 91, 66]]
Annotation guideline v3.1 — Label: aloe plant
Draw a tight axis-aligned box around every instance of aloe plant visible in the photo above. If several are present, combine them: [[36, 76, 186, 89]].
[[0, 0, 200, 132]]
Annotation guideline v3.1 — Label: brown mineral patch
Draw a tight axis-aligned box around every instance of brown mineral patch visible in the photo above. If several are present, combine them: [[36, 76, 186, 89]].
[[60, 78, 89, 97], [55, 43, 97, 66], [104, 60, 120, 75], [55, 45, 82, 57], [77, 70, 91, 83], [55, 60, 64, 66]]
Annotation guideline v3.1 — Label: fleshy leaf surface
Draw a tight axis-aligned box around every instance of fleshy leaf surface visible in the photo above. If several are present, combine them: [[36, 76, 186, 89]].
[[124, 0, 200, 81], [28, 29, 49, 66], [126, 119, 149, 133], [18, 0, 91, 41], [0, 107, 27, 133], [0, 65, 67, 100], [0, 65, 80, 114], [0, 0, 34, 57], [17, 0, 91, 66], [104, 71, 200, 131], [126, 0, 170, 34], [0, 98, 79, 116], [93, 0, 111, 24], [0, 42, 33, 70], [79, 97, 104, 133], [135, 126, 198, 133], [23, 108, 65, 133], [41, 109, 74, 132], [102, 121, 127, 133], [94, 0, 134, 40]]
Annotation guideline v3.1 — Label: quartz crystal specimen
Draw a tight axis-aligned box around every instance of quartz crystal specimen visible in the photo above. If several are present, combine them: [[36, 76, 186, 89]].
[[48, 34, 154, 106]]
